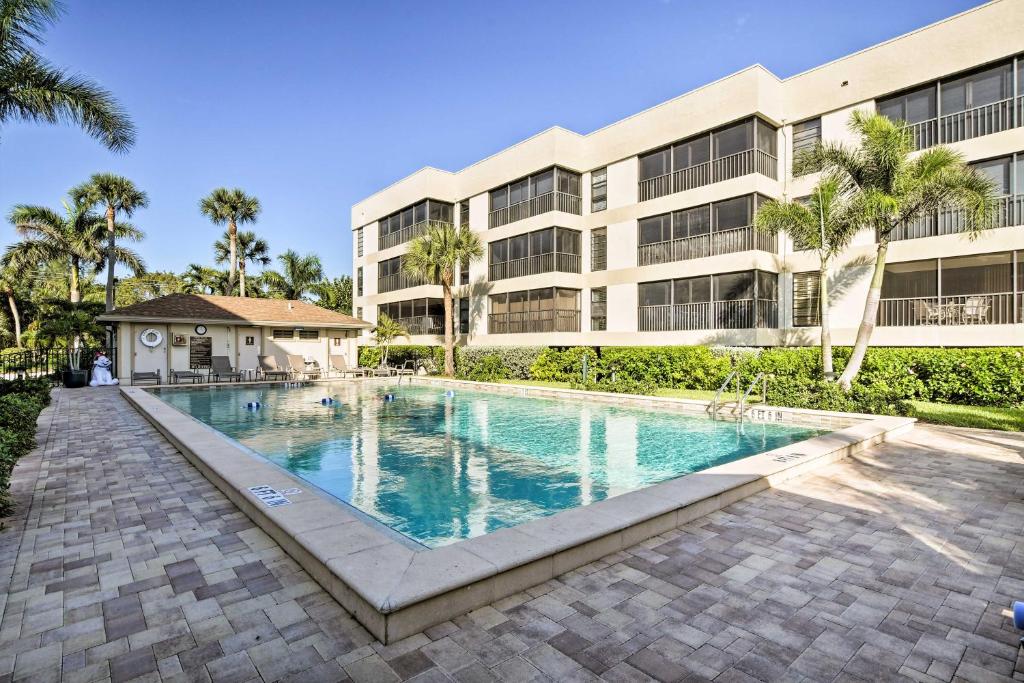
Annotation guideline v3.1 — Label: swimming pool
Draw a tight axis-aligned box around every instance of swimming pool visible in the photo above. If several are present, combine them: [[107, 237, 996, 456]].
[[156, 382, 825, 547]]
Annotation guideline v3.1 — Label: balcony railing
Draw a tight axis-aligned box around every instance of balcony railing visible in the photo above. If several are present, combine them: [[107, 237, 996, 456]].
[[905, 96, 1022, 149], [638, 299, 778, 331], [487, 309, 580, 334], [488, 252, 581, 281], [488, 191, 582, 228], [394, 315, 445, 335], [377, 272, 426, 294], [378, 219, 451, 251], [889, 194, 1023, 242], [877, 293, 1019, 326], [638, 148, 778, 202], [638, 225, 777, 266]]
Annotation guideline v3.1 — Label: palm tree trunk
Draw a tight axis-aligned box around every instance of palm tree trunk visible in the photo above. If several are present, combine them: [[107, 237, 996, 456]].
[[839, 241, 889, 389], [6, 290, 21, 347], [442, 280, 455, 377], [70, 257, 81, 303], [239, 262, 246, 297], [105, 205, 116, 312], [228, 219, 238, 286], [818, 261, 833, 377]]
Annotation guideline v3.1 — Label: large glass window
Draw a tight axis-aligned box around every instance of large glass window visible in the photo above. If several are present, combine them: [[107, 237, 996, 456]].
[[637, 270, 777, 331], [971, 156, 1012, 195], [489, 287, 580, 333], [591, 168, 607, 212], [877, 84, 936, 124], [672, 277, 711, 304], [378, 199, 454, 248], [714, 120, 753, 159], [639, 149, 670, 181], [941, 62, 1013, 114], [488, 227, 581, 279], [792, 118, 821, 164], [713, 196, 752, 231], [638, 214, 672, 246], [673, 135, 710, 170], [674, 205, 710, 238]]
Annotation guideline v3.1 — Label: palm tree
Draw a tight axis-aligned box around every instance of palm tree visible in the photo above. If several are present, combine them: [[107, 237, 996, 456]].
[[372, 313, 408, 369], [214, 229, 269, 297], [199, 188, 261, 288], [5, 199, 144, 303], [182, 263, 231, 295], [755, 173, 857, 377], [0, 0, 134, 152], [70, 174, 149, 312], [263, 250, 323, 300], [0, 265, 22, 346], [402, 222, 483, 376], [802, 111, 996, 388], [312, 275, 352, 314]]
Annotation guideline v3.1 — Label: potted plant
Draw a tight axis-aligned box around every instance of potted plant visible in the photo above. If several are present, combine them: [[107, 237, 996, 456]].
[[37, 302, 104, 388]]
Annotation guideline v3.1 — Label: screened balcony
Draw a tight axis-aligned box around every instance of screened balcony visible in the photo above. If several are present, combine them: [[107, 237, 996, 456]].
[[889, 154, 1024, 241], [877, 59, 1023, 150], [488, 288, 580, 334], [638, 270, 778, 332], [638, 117, 778, 202], [638, 194, 776, 266], [378, 298, 445, 335], [488, 227, 581, 281], [877, 252, 1022, 326], [377, 255, 426, 294], [488, 167, 582, 228], [378, 199, 454, 251]]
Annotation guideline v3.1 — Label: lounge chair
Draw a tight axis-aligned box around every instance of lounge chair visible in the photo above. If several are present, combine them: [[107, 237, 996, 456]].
[[287, 354, 321, 380], [210, 356, 242, 382], [329, 355, 367, 378], [131, 370, 161, 386], [170, 369, 204, 384], [391, 359, 415, 377], [257, 356, 289, 381]]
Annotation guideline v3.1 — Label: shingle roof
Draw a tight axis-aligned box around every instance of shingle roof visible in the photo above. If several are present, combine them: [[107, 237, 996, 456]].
[[97, 293, 371, 328]]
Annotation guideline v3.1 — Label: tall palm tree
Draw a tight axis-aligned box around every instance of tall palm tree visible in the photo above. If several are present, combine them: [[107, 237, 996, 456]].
[[5, 199, 144, 303], [199, 188, 261, 288], [263, 250, 323, 300], [70, 174, 148, 312], [181, 263, 230, 295], [755, 173, 857, 377], [372, 313, 408, 369], [802, 111, 996, 388], [213, 229, 269, 297], [312, 275, 352, 314], [0, 0, 134, 151], [402, 222, 483, 376], [0, 265, 21, 346]]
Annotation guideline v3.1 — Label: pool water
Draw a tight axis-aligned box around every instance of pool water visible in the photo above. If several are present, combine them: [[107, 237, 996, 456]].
[[156, 383, 825, 547]]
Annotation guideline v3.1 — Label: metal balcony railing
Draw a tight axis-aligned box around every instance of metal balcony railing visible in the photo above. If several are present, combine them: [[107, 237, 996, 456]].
[[377, 272, 427, 294], [487, 309, 580, 334], [394, 315, 445, 335], [638, 299, 778, 331], [378, 219, 451, 251], [638, 225, 777, 266], [488, 191, 582, 228], [889, 194, 1023, 242], [877, 293, 1019, 326], [905, 96, 1022, 149], [638, 148, 778, 202], [487, 252, 581, 281]]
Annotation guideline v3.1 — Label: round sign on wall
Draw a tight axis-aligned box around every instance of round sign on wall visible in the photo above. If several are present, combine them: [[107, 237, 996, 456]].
[[194, 324, 208, 335], [139, 328, 163, 348]]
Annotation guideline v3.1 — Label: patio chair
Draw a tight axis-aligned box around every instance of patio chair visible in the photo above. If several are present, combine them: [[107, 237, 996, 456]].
[[257, 355, 289, 381], [170, 369, 205, 384], [210, 356, 242, 382], [913, 299, 943, 325], [962, 296, 990, 324], [287, 354, 322, 380], [329, 355, 367, 378], [391, 359, 415, 377], [371, 365, 394, 377], [131, 370, 161, 386]]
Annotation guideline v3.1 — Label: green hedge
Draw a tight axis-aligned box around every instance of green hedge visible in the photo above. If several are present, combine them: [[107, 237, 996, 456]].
[[456, 346, 544, 381], [0, 379, 51, 515]]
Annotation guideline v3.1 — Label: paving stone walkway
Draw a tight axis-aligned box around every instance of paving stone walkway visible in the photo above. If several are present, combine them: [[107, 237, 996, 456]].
[[1, 387, 1023, 682]]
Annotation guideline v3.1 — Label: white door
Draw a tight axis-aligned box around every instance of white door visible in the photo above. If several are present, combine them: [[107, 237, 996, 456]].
[[237, 327, 261, 375], [133, 324, 167, 378]]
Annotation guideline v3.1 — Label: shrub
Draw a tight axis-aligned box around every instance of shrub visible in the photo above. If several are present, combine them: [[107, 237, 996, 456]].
[[597, 346, 732, 390], [569, 376, 659, 395], [456, 346, 544, 381], [765, 377, 855, 412], [467, 354, 508, 382], [358, 345, 443, 373], [0, 380, 50, 516], [530, 347, 598, 382]]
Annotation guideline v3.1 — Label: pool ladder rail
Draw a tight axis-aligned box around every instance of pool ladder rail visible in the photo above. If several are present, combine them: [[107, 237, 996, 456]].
[[708, 372, 768, 422]]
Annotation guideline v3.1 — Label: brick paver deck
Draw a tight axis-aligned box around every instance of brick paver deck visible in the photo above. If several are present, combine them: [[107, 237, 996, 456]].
[[1, 387, 1022, 682]]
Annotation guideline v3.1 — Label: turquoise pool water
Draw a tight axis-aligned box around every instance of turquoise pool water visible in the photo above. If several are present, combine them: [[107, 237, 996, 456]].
[[156, 383, 825, 547]]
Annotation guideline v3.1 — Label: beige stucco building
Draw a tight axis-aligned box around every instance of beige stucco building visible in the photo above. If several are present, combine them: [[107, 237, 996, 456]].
[[352, 0, 1024, 349]]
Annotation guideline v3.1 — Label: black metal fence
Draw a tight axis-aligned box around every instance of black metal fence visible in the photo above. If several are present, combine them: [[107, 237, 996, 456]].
[[0, 347, 118, 384]]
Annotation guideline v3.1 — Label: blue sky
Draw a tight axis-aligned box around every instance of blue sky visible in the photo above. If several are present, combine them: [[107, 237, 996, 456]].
[[0, 0, 981, 280]]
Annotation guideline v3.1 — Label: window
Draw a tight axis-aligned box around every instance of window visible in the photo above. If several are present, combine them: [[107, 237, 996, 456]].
[[297, 329, 319, 340], [332, 337, 343, 346], [377, 298, 446, 334], [487, 167, 582, 226], [460, 258, 469, 286], [357, 267, 363, 296], [591, 168, 607, 212], [971, 156, 1011, 195], [488, 287, 581, 333], [940, 62, 1013, 115], [244, 336, 255, 345], [356, 307, 363, 319], [590, 287, 607, 331], [459, 297, 469, 334], [591, 227, 607, 272], [378, 199, 453, 248], [488, 227, 581, 280], [460, 201, 469, 228], [638, 270, 777, 331], [638, 194, 771, 265], [356, 227, 364, 257], [793, 272, 821, 327], [877, 84, 936, 124], [792, 118, 821, 166], [272, 329, 294, 340]]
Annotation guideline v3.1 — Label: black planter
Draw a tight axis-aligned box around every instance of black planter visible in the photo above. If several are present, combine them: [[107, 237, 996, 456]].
[[62, 369, 88, 388]]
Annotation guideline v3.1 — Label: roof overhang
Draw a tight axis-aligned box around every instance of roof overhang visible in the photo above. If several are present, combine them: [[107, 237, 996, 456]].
[[95, 314, 371, 329]]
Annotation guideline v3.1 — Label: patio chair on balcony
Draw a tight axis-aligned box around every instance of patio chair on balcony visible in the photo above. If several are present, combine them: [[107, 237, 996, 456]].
[[210, 356, 242, 382], [913, 300, 943, 325], [287, 354, 321, 380], [962, 296, 991, 324], [257, 355, 289, 381], [329, 355, 367, 378]]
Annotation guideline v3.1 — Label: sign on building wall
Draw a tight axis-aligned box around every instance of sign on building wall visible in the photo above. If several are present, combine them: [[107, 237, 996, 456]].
[[189, 336, 212, 369]]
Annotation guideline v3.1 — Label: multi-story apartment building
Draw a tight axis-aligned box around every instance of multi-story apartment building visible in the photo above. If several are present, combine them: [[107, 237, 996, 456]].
[[352, 0, 1024, 348]]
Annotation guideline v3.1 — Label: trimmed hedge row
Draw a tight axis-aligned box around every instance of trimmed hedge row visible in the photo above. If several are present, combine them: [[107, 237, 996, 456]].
[[365, 344, 1023, 409], [0, 378, 51, 516]]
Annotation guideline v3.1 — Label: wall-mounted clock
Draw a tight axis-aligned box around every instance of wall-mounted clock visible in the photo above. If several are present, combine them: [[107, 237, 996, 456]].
[[194, 324, 208, 335]]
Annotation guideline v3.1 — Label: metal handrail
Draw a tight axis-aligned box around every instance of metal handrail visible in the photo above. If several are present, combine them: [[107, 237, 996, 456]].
[[739, 372, 768, 417], [708, 370, 739, 418]]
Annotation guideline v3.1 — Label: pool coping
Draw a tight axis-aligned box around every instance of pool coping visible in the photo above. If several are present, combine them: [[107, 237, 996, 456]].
[[120, 379, 915, 643]]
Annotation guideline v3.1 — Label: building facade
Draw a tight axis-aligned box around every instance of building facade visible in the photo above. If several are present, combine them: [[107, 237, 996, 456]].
[[352, 0, 1024, 349]]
